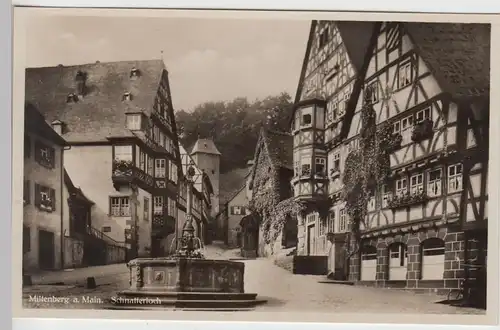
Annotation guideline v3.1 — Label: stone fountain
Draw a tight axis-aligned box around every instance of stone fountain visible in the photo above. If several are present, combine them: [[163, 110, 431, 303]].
[[110, 166, 266, 311]]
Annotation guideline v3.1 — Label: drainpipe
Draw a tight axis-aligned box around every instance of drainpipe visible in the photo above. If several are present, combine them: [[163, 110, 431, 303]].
[[60, 145, 71, 269]]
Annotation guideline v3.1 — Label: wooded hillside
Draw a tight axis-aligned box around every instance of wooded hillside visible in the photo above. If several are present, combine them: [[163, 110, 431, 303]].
[[175, 92, 293, 174]]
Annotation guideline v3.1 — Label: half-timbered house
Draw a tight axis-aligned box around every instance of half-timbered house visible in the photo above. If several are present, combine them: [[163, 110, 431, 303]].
[[291, 21, 378, 277], [350, 22, 490, 291], [291, 21, 490, 291], [25, 60, 184, 259]]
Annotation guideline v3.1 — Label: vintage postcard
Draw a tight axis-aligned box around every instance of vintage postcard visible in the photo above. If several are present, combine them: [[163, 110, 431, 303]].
[[11, 7, 499, 325]]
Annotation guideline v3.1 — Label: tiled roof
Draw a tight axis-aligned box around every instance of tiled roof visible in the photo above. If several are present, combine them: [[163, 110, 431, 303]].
[[24, 102, 67, 146], [336, 21, 378, 72], [405, 22, 490, 98], [262, 129, 293, 170], [25, 59, 166, 143], [219, 167, 250, 205], [190, 138, 222, 156]]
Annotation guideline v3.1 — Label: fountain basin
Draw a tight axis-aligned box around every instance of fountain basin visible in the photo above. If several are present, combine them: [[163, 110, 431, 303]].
[[111, 257, 266, 310]]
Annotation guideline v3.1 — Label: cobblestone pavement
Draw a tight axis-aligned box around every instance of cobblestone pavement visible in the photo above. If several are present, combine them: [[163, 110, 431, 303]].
[[22, 245, 485, 314]]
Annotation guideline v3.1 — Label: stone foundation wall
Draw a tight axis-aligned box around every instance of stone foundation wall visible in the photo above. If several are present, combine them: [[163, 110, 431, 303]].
[[348, 225, 470, 290]]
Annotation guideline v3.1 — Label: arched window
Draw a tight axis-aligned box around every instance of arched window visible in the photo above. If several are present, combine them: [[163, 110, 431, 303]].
[[420, 238, 445, 280]]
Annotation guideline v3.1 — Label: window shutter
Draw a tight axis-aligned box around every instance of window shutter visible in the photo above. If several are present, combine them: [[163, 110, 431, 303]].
[[230, 206, 234, 215], [50, 188, 56, 211], [50, 147, 56, 167], [24, 180, 30, 204], [34, 183, 41, 207], [241, 207, 246, 215], [34, 141, 40, 163]]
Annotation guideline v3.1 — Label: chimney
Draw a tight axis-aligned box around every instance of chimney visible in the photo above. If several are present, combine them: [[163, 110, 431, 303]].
[[75, 70, 87, 96]]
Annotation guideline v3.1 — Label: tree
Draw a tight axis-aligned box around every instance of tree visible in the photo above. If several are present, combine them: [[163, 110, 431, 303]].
[[175, 92, 293, 173]]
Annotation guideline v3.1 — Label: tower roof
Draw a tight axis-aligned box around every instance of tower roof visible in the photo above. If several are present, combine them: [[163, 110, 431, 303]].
[[190, 138, 221, 156]]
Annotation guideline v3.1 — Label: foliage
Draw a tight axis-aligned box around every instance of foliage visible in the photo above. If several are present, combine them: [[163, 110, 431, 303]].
[[175, 92, 293, 173], [341, 95, 400, 258], [387, 190, 428, 209]]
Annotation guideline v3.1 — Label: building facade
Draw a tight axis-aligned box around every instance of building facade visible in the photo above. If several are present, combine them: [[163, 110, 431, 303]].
[[23, 103, 67, 271], [25, 60, 183, 259], [291, 21, 490, 291], [246, 128, 296, 258]]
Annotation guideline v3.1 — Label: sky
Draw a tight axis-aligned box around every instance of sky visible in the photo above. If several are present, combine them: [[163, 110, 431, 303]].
[[25, 15, 310, 111]]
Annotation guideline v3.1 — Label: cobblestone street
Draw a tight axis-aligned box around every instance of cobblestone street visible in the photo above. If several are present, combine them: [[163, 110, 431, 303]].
[[22, 245, 485, 314]]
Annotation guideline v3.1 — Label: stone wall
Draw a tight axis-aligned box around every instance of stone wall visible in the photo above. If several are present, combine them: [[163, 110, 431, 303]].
[[348, 225, 468, 291]]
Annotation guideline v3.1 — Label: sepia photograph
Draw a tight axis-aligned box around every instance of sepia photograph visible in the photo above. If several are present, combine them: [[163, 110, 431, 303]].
[[12, 7, 495, 324]]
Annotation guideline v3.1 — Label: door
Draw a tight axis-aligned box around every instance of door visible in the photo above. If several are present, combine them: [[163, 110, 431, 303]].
[[307, 225, 316, 255], [38, 229, 55, 270], [388, 243, 408, 280], [421, 238, 445, 280], [360, 245, 377, 281]]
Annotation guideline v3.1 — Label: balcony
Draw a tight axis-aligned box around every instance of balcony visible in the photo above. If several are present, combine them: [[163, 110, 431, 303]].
[[112, 160, 154, 191], [152, 213, 176, 237]]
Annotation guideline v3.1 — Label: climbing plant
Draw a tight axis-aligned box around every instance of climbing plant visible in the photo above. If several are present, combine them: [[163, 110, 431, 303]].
[[341, 89, 401, 260]]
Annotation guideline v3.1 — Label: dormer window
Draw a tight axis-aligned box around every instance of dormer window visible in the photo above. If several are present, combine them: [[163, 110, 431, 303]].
[[130, 67, 141, 78], [123, 92, 133, 101], [51, 120, 64, 135], [66, 93, 78, 103], [126, 114, 141, 130]]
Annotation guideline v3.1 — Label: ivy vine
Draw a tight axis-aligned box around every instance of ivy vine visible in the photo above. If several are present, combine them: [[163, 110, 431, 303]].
[[341, 89, 401, 260]]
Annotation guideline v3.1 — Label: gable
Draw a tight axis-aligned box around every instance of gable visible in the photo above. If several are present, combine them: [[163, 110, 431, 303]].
[[293, 20, 378, 144]]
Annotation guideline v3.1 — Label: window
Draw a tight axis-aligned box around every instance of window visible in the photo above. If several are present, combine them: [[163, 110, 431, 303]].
[[327, 211, 335, 233], [114, 145, 133, 162], [339, 208, 347, 232], [428, 169, 442, 197], [333, 152, 341, 171], [232, 206, 244, 215], [337, 93, 349, 118], [315, 157, 326, 176], [34, 183, 55, 212], [301, 106, 313, 127], [168, 198, 176, 217], [395, 115, 414, 145], [122, 92, 132, 101], [153, 196, 164, 215], [169, 162, 178, 184], [301, 164, 311, 176], [366, 81, 379, 103], [326, 100, 337, 123], [24, 135, 31, 159], [319, 216, 326, 236], [147, 155, 154, 176], [396, 178, 407, 197], [381, 184, 390, 208], [319, 26, 329, 48], [126, 114, 141, 130], [294, 160, 300, 177], [155, 159, 166, 178], [416, 106, 432, 123], [35, 141, 55, 169], [410, 173, 424, 194], [139, 150, 146, 172], [306, 213, 316, 224], [302, 114, 312, 126], [23, 180, 30, 205], [102, 226, 112, 233], [389, 243, 407, 267], [143, 197, 149, 222], [448, 164, 463, 193], [110, 197, 130, 216], [398, 61, 413, 89]]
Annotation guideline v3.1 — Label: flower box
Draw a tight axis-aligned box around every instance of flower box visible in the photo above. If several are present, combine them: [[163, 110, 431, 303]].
[[39, 199, 53, 212], [113, 159, 134, 175], [387, 191, 428, 209], [411, 119, 434, 143], [386, 133, 403, 152]]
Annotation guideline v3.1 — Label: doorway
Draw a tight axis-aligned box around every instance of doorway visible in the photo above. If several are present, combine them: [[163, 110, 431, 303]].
[[307, 224, 316, 255], [38, 229, 55, 270]]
